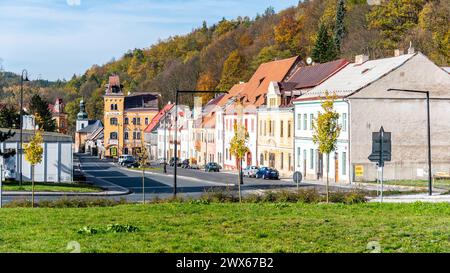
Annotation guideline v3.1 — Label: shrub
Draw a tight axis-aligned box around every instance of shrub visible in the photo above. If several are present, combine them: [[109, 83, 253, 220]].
[[4, 198, 129, 208]]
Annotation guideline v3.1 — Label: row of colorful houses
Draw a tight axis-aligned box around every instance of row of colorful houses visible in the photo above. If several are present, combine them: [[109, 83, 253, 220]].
[[144, 46, 450, 183]]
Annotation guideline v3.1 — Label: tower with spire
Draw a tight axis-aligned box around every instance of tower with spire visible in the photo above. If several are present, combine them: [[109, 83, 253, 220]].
[[76, 99, 89, 131]]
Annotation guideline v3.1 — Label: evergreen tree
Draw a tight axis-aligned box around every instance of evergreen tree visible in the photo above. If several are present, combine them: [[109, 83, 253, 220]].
[[29, 94, 56, 132], [311, 24, 338, 63], [0, 106, 20, 129], [334, 0, 346, 52]]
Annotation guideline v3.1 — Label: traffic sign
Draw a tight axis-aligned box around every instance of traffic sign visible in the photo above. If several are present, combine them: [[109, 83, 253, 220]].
[[368, 127, 391, 167], [293, 171, 302, 190]]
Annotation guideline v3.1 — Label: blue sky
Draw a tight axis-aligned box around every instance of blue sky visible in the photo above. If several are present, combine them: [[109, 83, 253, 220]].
[[0, 0, 299, 81]]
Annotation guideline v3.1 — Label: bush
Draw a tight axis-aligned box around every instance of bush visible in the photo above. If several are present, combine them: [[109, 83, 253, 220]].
[[4, 198, 129, 208]]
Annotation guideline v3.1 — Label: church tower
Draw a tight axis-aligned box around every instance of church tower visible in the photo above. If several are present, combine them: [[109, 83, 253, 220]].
[[76, 99, 89, 131]]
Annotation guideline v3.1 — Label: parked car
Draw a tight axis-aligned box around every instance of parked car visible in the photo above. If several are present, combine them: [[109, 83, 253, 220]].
[[205, 162, 220, 172], [169, 157, 181, 167], [181, 159, 190, 169], [243, 166, 259, 178], [122, 157, 139, 168], [256, 167, 279, 180], [120, 155, 135, 166], [118, 155, 133, 165], [189, 164, 200, 170]]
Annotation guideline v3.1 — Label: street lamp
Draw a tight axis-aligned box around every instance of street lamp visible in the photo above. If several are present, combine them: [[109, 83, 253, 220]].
[[173, 90, 227, 197], [387, 88, 432, 196], [19, 69, 29, 187]]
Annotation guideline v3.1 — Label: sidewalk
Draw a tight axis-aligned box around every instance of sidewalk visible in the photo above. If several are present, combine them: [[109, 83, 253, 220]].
[[1, 189, 129, 197], [369, 192, 450, 203]]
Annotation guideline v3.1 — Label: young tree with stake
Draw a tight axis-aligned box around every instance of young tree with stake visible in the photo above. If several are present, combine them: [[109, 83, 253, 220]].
[[24, 130, 44, 208], [229, 103, 249, 202], [312, 92, 341, 203], [136, 139, 149, 204]]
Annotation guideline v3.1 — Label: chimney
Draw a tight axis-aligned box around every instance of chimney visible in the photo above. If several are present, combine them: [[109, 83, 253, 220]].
[[394, 49, 404, 57], [408, 41, 415, 54], [355, 54, 369, 65]]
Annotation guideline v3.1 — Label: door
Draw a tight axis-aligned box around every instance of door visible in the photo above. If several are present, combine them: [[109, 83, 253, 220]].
[[246, 152, 252, 166], [316, 151, 323, 180]]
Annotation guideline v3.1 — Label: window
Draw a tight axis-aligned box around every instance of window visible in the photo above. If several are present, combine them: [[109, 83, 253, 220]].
[[288, 153, 292, 171], [124, 117, 129, 125], [132, 118, 136, 125], [297, 147, 301, 167], [264, 121, 267, 136], [342, 113, 347, 132], [110, 132, 118, 140], [310, 114, 314, 130], [145, 117, 149, 125], [297, 114, 301, 130], [81, 123, 85, 129], [310, 149, 314, 169], [288, 121, 292, 137], [124, 132, 129, 140], [272, 121, 275, 136], [303, 114, 307, 130], [137, 118, 141, 125], [280, 121, 284, 137], [251, 119, 254, 133], [110, 118, 118, 125], [260, 154, 264, 165], [245, 119, 248, 131], [281, 152, 284, 169], [342, 152, 347, 175]]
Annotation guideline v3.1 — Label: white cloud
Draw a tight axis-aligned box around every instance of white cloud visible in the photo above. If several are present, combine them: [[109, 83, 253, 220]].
[[66, 0, 81, 6]]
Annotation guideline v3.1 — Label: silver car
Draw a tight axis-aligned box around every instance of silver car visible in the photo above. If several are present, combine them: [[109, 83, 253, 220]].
[[243, 166, 259, 178]]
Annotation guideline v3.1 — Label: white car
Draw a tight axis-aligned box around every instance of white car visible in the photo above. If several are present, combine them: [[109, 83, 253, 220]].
[[243, 166, 259, 178], [118, 155, 133, 165]]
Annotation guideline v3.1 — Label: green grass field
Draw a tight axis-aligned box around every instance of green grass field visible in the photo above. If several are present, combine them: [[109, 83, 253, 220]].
[[1, 202, 450, 253], [2, 181, 102, 193]]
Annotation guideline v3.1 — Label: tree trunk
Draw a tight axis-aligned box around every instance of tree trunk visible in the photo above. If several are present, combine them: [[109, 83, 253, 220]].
[[238, 158, 242, 203], [31, 165, 35, 208], [326, 154, 330, 203], [142, 168, 145, 204]]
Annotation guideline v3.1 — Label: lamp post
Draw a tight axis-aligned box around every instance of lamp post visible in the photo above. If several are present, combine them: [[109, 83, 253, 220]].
[[387, 88, 432, 196], [173, 90, 227, 197], [19, 69, 29, 187]]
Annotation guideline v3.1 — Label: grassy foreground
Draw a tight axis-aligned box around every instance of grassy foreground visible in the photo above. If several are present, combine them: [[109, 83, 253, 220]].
[[1, 202, 450, 253], [2, 181, 102, 193]]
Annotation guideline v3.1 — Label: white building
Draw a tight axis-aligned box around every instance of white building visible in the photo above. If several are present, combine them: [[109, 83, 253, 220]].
[[1, 128, 73, 182], [294, 50, 450, 183]]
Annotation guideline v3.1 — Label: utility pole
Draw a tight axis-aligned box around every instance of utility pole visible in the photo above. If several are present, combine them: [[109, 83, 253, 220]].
[[388, 88, 432, 195]]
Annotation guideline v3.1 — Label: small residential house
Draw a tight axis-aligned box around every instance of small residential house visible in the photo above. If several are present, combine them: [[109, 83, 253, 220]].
[[294, 49, 450, 183], [144, 103, 174, 161], [257, 59, 348, 178], [75, 100, 103, 153]]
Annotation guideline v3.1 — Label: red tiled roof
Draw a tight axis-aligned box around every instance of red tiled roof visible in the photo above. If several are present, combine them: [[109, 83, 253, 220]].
[[288, 59, 349, 90], [243, 56, 300, 106], [144, 103, 174, 133]]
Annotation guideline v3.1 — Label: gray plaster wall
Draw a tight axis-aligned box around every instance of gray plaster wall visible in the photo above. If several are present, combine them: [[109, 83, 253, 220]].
[[348, 53, 450, 181]]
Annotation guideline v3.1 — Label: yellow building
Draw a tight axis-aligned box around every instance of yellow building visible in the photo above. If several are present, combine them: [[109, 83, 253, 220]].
[[103, 75, 159, 158], [257, 82, 294, 178]]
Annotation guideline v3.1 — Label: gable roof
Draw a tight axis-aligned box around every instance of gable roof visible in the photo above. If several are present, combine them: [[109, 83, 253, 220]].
[[287, 59, 349, 90], [144, 103, 174, 133], [78, 120, 103, 133], [242, 56, 300, 106], [295, 53, 417, 101]]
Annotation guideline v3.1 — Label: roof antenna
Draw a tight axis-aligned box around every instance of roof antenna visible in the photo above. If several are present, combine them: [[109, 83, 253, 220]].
[[408, 41, 415, 54]]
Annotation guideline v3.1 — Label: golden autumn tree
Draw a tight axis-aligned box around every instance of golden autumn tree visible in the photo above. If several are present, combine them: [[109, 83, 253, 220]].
[[24, 130, 44, 208], [196, 72, 218, 102], [312, 92, 341, 203]]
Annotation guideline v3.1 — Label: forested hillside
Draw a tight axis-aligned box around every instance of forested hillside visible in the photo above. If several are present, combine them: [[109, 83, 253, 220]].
[[1, 0, 448, 134]]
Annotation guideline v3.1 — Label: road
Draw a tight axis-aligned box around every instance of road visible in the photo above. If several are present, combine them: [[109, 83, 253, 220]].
[[1, 154, 327, 204]]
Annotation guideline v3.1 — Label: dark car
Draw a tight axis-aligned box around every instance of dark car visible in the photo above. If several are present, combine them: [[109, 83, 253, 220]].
[[205, 162, 220, 172], [169, 157, 181, 167], [123, 158, 139, 168], [181, 159, 190, 169], [256, 167, 279, 180]]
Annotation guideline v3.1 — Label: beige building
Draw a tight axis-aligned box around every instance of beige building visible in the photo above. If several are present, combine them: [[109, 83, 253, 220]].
[[257, 83, 294, 178]]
